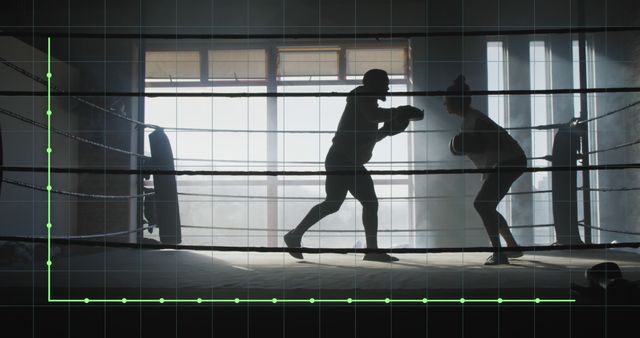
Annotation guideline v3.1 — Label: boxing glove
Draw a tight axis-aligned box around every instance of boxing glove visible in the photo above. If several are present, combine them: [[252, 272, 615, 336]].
[[396, 105, 424, 121], [381, 118, 410, 137]]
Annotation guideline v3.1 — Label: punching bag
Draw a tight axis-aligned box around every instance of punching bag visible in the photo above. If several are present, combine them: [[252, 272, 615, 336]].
[[551, 121, 583, 245], [148, 128, 181, 244]]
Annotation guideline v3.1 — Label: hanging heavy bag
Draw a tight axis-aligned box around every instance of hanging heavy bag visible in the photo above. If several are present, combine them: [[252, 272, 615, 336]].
[[148, 128, 181, 244], [551, 121, 582, 245]]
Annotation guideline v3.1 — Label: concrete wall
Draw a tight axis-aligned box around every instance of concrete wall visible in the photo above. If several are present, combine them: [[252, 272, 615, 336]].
[[0, 37, 78, 238], [588, 27, 640, 244]]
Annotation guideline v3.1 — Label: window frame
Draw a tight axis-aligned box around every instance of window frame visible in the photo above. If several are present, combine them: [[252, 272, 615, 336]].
[[144, 40, 409, 88], [142, 39, 414, 246]]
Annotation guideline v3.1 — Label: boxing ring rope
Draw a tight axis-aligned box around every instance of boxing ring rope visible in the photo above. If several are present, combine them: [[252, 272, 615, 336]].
[[0, 234, 637, 254], [586, 138, 640, 155], [174, 191, 547, 200], [184, 223, 640, 238], [2, 178, 153, 199], [579, 223, 640, 237], [579, 100, 640, 125], [581, 186, 640, 192], [4, 87, 640, 98], [0, 106, 147, 158], [175, 185, 640, 200], [1, 25, 638, 39], [181, 223, 556, 233], [0, 226, 153, 240], [1, 175, 549, 200], [3, 163, 639, 176]]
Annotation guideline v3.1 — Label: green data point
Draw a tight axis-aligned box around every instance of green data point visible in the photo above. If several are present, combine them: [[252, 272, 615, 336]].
[[535, 298, 541, 304], [46, 223, 51, 229], [47, 148, 51, 153], [46, 260, 51, 266], [422, 298, 428, 304], [272, 298, 277, 303], [497, 298, 503, 304], [122, 298, 127, 303], [159, 298, 165, 303], [347, 298, 353, 304], [459, 298, 465, 304], [47, 185, 52, 191], [47, 110, 52, 116], [46, 73, 51, 78], [197, 298, 202, 303], [84, 298, 90, 303], [384, 298, 390, 304], [309, 298, 315, 304], [234, 298, 240, 303]]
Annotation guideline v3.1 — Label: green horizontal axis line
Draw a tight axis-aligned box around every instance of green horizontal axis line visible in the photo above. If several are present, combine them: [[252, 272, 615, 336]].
[[49, 298, 575, 304]]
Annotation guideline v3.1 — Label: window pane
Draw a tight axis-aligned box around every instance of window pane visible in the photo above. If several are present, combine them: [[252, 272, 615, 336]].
[[277, 84, 352, 170], [277, 48, 339, 77], [529, 41, 553, 243], [145, 85, 267, 180], [572, 40, 581, 118], [346, 48, 406, 76], [145, 51, 200, 80], [487, 41, 507, 126], [208, 49, 266, 80]]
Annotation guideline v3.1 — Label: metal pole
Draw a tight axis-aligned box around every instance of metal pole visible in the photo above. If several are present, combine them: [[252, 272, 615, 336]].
[[266, 47, 278, 247], [137, 43, 146, 244], [578, 7, 593, 244]]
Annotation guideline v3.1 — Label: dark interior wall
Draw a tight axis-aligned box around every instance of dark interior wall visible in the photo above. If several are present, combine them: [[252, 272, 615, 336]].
[[0, 37, 78, 237], [1, 1, 142, 239], [2, 0, 638, 245], [71, 39, 141, 239], [586, 1, 640, 243]]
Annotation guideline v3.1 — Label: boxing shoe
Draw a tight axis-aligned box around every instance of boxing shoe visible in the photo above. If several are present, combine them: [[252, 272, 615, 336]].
[[363, 253, 399, 262], [504, 249, 524, 258], [484, 252, 509, 265], [283, 231, 303, 259]]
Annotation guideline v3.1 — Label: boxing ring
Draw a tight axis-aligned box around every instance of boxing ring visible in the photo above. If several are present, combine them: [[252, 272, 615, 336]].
[[1, 27, 640, 306]]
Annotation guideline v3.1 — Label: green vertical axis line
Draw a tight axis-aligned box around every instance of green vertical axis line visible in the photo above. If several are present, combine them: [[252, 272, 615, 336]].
[[47, 37, 51, 302]]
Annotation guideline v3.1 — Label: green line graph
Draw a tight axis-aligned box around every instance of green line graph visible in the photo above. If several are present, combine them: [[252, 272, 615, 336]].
[[45, 37, 575, 305]]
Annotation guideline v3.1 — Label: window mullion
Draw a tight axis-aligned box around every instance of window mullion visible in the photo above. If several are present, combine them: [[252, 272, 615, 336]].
[[338, 47, 347, 80], [266, 46, 279, 247], [200, 49, 208, 84]]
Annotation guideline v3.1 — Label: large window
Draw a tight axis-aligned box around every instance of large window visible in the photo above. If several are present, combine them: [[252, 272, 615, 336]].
[[486, 38, 600, 245], [143, 42, 412, 248]]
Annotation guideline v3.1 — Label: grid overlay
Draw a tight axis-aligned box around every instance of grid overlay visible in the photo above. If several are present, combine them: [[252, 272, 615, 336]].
[[44, 37, 575, 305]]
